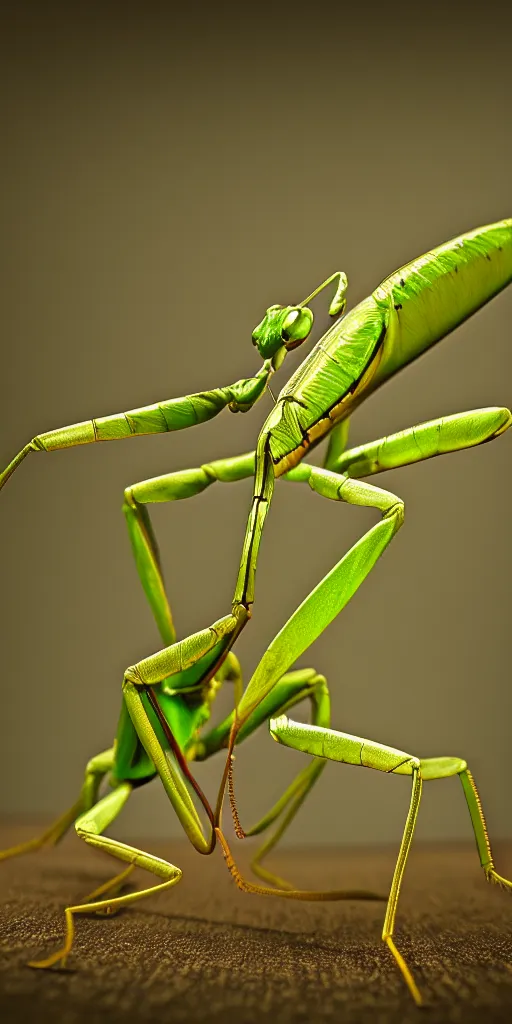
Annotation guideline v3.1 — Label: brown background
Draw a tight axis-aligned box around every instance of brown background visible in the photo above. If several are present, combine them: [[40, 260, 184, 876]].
[[0, 3, 511, 853]]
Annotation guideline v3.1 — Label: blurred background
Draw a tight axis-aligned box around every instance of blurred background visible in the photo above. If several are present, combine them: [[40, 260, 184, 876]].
[[0, 2, 511, 852]]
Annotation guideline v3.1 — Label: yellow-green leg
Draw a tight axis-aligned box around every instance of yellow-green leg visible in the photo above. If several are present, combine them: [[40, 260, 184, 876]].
[[270, 716, 425, 1003], [270, 719, 512, 1005], [457, 766, 512, 891], [247, 759, 325, 889], [215, 826, 387, 905], [78, 863, 136, 914], [197, 668, 331, 889], [238, 673, 331, 890], [0, 748, 114, 863], [381, 768, 424, 1006], [123, 451, 256, 648], [119, 435, 355, 891], [323, 418, 350, 472], [29, 781, 182, 970], [123, 654, 386, 901]]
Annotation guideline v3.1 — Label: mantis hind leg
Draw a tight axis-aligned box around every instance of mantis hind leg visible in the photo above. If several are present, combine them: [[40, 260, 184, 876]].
[[271, 720, 512, 1005], [383, 757, 512, 1002], [420, 758, 512, 891], [29, 781, 182, 970], [270, 717, 427, 1004], [0, 749, 114, 864], [455, 765, 512, 891]]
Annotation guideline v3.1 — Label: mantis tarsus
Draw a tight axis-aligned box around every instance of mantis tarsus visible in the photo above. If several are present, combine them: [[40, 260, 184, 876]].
[[1, 218, 512, 1006]]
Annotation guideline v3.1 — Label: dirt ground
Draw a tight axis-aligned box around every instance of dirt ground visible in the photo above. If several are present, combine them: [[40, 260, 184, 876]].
[[1, 823, 512, 1024]]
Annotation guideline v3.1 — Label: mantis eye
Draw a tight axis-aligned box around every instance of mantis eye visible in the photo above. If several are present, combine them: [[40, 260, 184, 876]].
[[280, 307, 313, 350], [281, 310, 300, 340]]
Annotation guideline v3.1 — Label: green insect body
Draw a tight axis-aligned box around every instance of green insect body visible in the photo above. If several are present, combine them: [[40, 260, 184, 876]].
[[2, 219, 512, 1006], [264, 219, 512, 474]]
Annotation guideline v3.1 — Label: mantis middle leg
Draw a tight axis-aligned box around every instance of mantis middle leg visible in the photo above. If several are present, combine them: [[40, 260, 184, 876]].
[[112, 452, 262, 732], [123, 450, 256, 655]]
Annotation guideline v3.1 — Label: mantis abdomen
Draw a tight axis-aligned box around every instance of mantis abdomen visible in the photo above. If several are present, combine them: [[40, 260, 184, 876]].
[[372, 217, 512, 387]]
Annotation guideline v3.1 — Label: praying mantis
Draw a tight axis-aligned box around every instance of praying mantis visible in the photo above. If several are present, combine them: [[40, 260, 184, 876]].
[[1, 218, 512, 1007]]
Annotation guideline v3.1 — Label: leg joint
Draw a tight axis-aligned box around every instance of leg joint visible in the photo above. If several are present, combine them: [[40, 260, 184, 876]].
[[75, 821, 98, 839], [200, 463, 219, 483], [310, 672, 328, 691], [123, 665, 144, 688], [85, 748, 115, 777], [123, 484, 138, 511], [384, 498, 405, 527]]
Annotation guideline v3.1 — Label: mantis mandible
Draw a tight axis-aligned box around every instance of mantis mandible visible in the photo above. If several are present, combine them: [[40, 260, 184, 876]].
[[1, 218, 511, 1006]]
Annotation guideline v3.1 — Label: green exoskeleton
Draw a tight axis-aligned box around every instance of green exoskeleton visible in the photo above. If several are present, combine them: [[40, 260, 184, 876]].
[[1, 219, 512, 1005]]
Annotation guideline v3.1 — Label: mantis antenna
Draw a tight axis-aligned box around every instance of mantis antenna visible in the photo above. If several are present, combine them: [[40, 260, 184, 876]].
[[298, 271, 348, 317]]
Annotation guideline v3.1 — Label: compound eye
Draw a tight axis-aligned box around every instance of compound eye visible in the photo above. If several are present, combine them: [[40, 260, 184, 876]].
[[281, 309, 300, 341], [280, 307, 313, 349]]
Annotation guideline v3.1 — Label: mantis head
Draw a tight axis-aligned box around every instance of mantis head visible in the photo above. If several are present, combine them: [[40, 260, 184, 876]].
[[251, 305, 313, 365], [251, 271, 348, 370]]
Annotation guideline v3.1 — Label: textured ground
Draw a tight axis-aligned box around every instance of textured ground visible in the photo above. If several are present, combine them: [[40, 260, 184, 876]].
[[1, 823, 512, 1023]]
